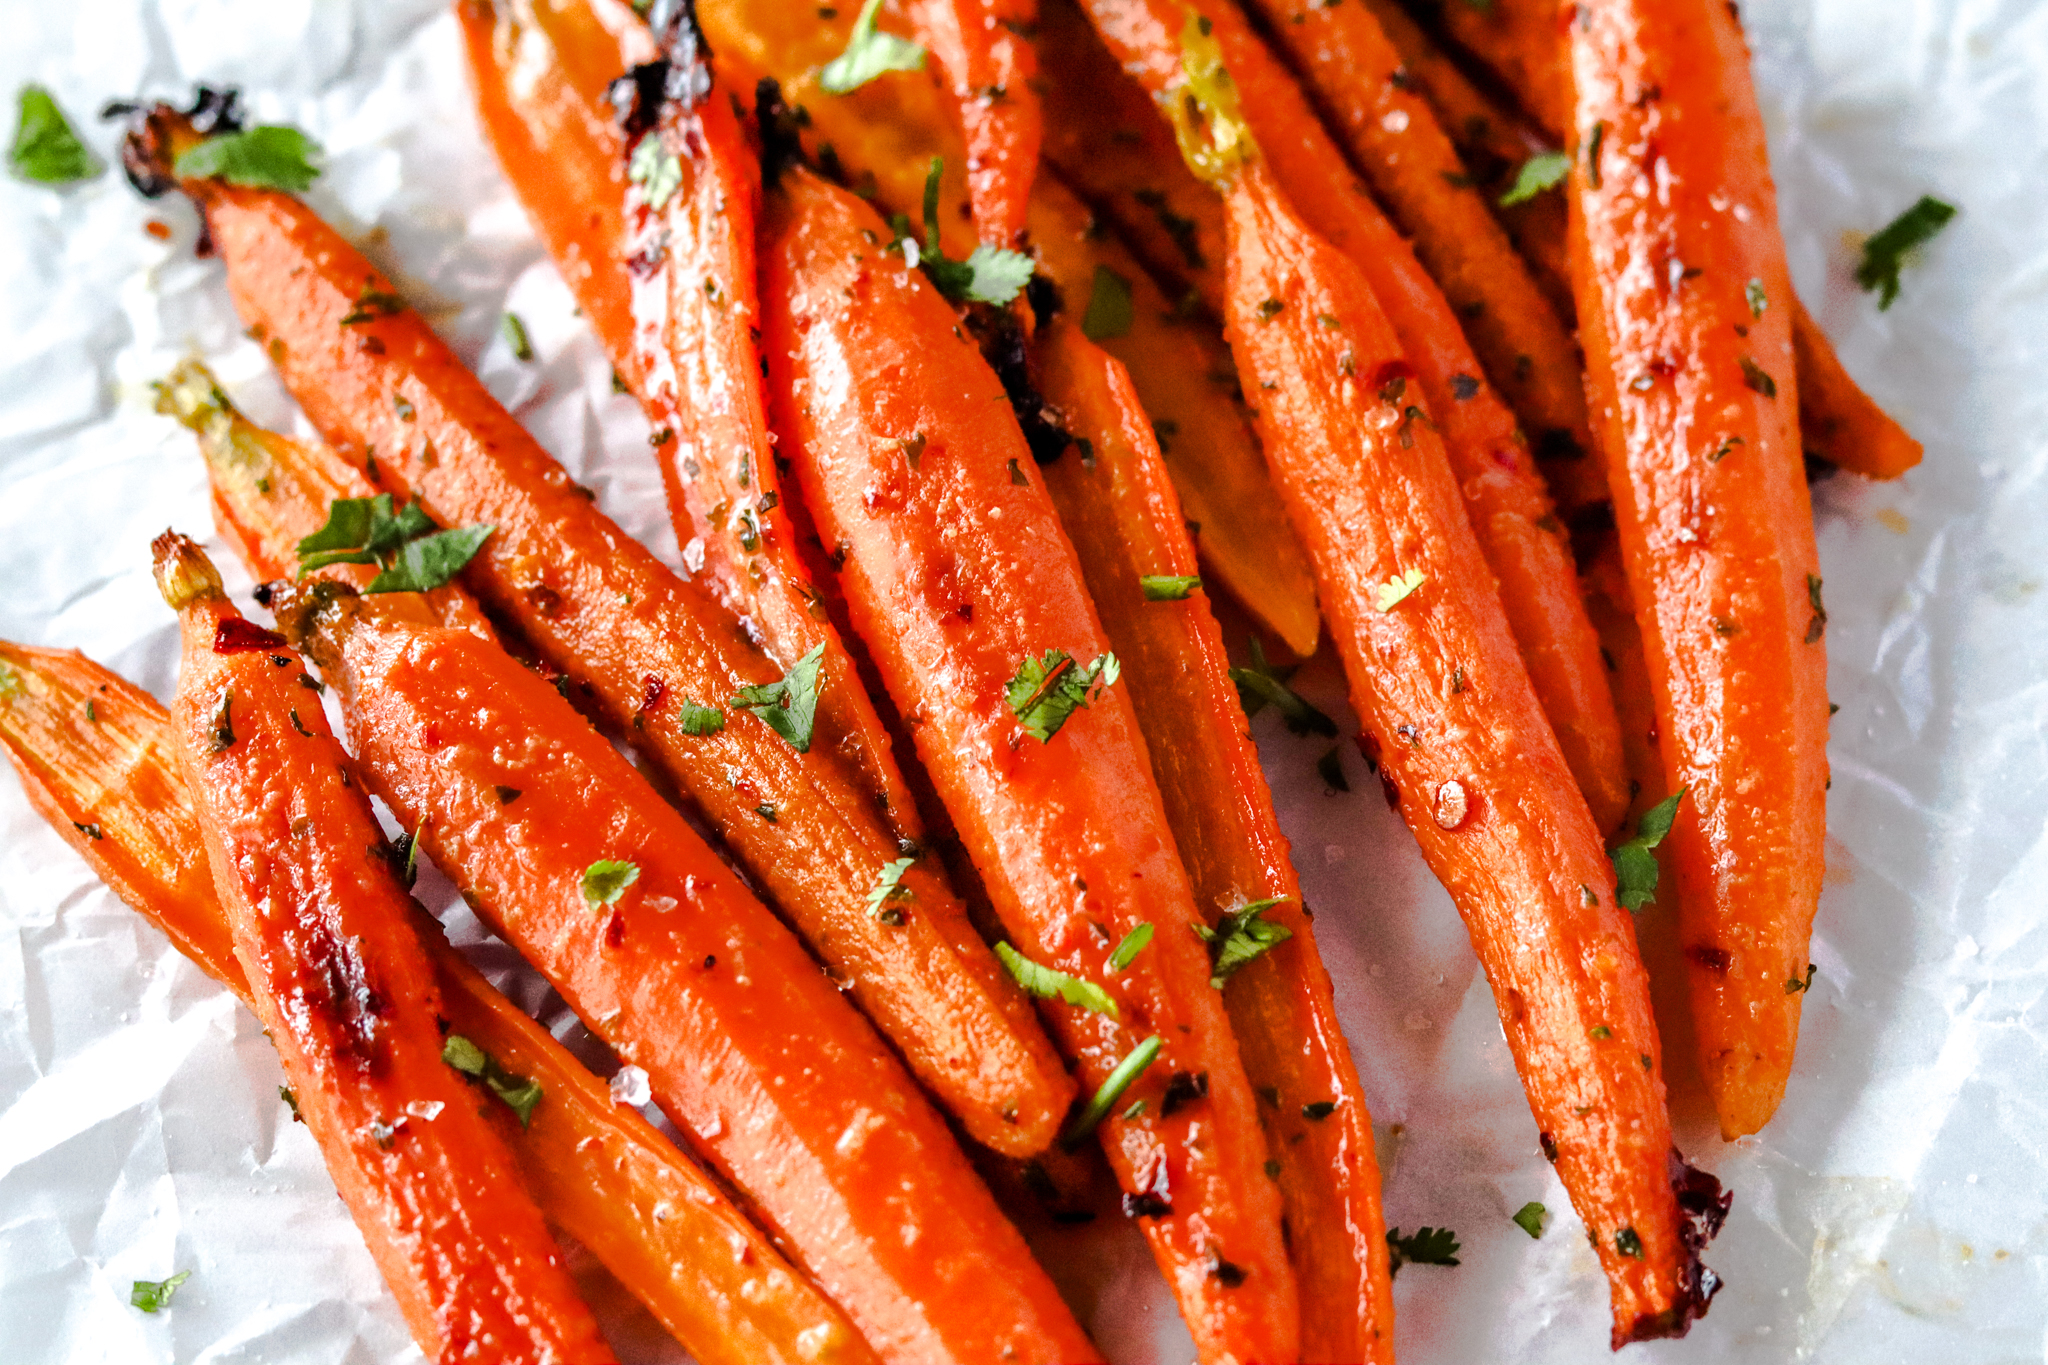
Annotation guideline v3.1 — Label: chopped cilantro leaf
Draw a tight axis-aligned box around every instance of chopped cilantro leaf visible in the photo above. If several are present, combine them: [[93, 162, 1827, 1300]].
[[819, 0, 927, 94], [1786, 963, 1818, 994], [1139, 574, 1201, 601], [1082, 264, 1136, 341], [1387, 1225, 1461, 1274], [581, 858, 640, 907], [901, 158, 1035, 305], [1611, 787, 1686, 910], [172, 125, 322, 191], [297, 494, 491, 594], [367, 524, 494, 594], [1856, 195, 1957, 310], [628, 134, 683, 212], [442, 1033, 544, 1127], [1513, 1201, 1548, 1238], [1197, 896, 1293, 989], [1375, 567, 1427, 612], [1109, 923, 1154, 973], [10, 85, 103, 185], [130, 1270, 191, 1313], [676, 700, 726, 736], [1062, 1034, 1162, 1147], [996, 942, 1118, 1017], [1229, 637, 1337, 737], [866, 855, 916, 923], [1498, 150, 1569, 206], [1005, 648, 1119, 742], [730, 642, 825, 752]]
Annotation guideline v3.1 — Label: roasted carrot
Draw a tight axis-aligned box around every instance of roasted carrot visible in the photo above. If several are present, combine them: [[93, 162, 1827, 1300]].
[[904, 0, 1043, 246], [1077, 0, 1630, 830], [1430, 0, 1572, 139], [150, 535, 616, 1364], [1792, 301, 1923, 478], [1242, 0, 1594, 495], [701, 0, 1324, 658], [154, 359, 497, 641], [1565, 0, 1830, 1141], [461, 0, 923, 833], [762, 164, 1298, 1364], [272, 580, 1100, 1365], [0, 639, 880, 1365], [1033, 315, 1394, 1363], [126, 103, 1072, 1159]]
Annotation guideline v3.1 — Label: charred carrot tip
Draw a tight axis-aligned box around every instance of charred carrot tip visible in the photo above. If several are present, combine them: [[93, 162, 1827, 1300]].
[[151, 531, 224, 610]]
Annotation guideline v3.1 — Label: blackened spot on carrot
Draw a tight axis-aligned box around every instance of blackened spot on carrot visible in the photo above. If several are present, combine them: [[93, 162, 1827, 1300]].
[[1379, 770, 1401, 810], [1540, 1131, 1558, 1163], [1122, 1191, 1171, 1219], [1686, 944, 1733, 975], [213, 618, 288, 654], [1159, 1070, 1209, 1118]]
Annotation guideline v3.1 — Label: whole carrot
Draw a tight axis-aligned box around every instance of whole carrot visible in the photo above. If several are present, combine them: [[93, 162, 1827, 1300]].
[[273, 581, 1100, 1365], [461, 0, 922, 830], [1033, 316, 1394, 1363], [762, 163, 1298, 1364], [1565, 0, 1830, 1141], [151, 535, 616, 1364], [125, 102, 1072, 1158], [1077, 0, 1631, 832], [0, 639, 880, 1365], [901, 0, 1044, 246]]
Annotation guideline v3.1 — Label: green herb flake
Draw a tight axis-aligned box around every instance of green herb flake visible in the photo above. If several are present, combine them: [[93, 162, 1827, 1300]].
[[581, 858, 641, 908], [903, 157, 1035, 305], [1856, 195, 1957, 310], [1375, 567, 1427, 612], [1615, 1226, 1644, 1259], [628, 134, 683, 212], [297, 493, 491, 594], [1512, 1201, 1547, 1239], [1739, 355, 1778, 398], [130, 1270, 191, 1314], [866, 855, 916, 924], [1589, 1024, 1612, 1040], [1062, 1034, 1162, 1147], [1745, 278, 1768, 319], [1498, 150, 1570, 206], [677, 700, 727, 736], [500, 311, 534, 361], [339, 282, 404, 326], [1005, 648, 1120, 743], [1805, 573, 1828, 645], [10, 85, 103, 185], [996, 941, 1118, 1017], [172, 125, 322, 191], [442, 1033, 544, 1127], [1611, 786, 1686, 910], [1387, 1226, 1461, 1275], [1108, 922, 1154, 973], [1139, 574, 1201, 601], [1229, 637, 1337, 737], [730, 642, 825, 752], [1197, 896, 1293, 989], [1786, 963, 1818, 994], [819, 0, 928, 93], [1082, 264, 1136, 341], [1584, 121, 1606, 191], [279, 1084, 301, 1119]]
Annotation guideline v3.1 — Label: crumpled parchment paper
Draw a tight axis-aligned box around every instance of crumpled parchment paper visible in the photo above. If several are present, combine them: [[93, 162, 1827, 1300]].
[[2, 0, 2042, 1360]]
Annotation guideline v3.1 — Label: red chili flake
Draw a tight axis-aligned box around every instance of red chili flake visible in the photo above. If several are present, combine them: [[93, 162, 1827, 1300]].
[[605, 909, 627, 948], [1371, 359, 1416, 399], [640, 674, 666, 713], [1686, 944, 1733, 974], [144, 219, 173, 241], [213, 619, 288, 654]]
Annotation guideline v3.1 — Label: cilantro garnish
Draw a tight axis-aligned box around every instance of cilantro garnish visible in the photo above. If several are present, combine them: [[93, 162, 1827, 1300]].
[[676, 700, 726, 736], [1197, 896, 1293, 989], [1387, 1225, 1461, 1274], [1006, 648, 1119, 742], [1375, 567, 1427, 612], [581, 858, 640, 907], [730, 642, 825, 752], [500, 311, 534, 361], [1615, 1226, 1644, 1259], [1229, 637, 1337, 736], [172, 125, 322, 191], [1082, 264, 1136, 341], [1062, 1034, 1163, 1147], [297, 494, 493, 594], [996, 942, 1118, 1017], [9, 85, 102, 185], [628, 133, 682, 212], [130, 1270, 191, 1313], [1611, 787, 1686, 910], [339, 281, 405, 326], [899, 158, 1035, 306], [1498, 151, 1569, 207], [866, 855, 916, 924], [1855, 195, 1957, 309], [819, 0, 927, 94], [1512, 1201, 1547, 1238], [1109, 923, 1154, 973], [1139, 574, 1201, 601], [1786, 963, 1817, 994], [442, 1033, 543, 1127]]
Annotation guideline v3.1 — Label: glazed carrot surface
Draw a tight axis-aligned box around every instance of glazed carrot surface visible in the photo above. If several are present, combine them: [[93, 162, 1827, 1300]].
[[277, 583, 1099, 1365], [1033, 316, 1395, 1364], [151, 537, 616, 1365], [139, 109, 1072, 1159], [906, 0, 1044, 246], [0, 639, 878, 1365], [1793, 299, 1925, 479], [1566, 0, 1831, 1142], [762, 164, 1298, 1365]]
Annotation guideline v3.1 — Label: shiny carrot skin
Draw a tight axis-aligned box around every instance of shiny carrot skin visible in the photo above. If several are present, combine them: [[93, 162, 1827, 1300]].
[[1242, 0, 1595, 497], [701, 0, 1323, 659], [150, 538, 615, 1364], [0, 639, 880, 1365], [1223, 159, 1719, 1344], [136, 111, 1072, 1159], [1079, 0, 1631, 830], [1565, 0, 1829, 1141], [907, 0, 1043, 246], [763, 167, 1298, 1365], [280, 585, 1099, 1365], [1033, 317, 1394, 1363], [460, 0, 922, 833], [1792, 300, 1923, 478]]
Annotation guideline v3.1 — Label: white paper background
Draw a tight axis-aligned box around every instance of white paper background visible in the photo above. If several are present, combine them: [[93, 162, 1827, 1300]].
[[2, 0, 2043, 1360]]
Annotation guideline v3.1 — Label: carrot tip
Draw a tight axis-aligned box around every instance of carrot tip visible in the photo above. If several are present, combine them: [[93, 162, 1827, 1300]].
[[151, 531, 224, 611], [1615, 1150, 1731, 1347]]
